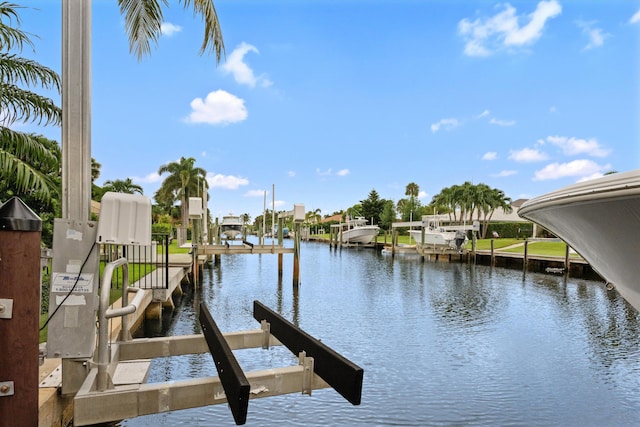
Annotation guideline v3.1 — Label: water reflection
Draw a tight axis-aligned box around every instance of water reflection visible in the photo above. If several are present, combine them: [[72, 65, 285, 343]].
[[122, 240, 640, 427]]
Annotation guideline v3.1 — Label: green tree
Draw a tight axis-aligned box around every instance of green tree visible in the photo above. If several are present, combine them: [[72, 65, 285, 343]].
[[360, 189, 385, 225], [156, 157, 207, 228], [404, 182, 421, 222], [380, 200, 396, 231], [0, 2, 61, 202], [102, 178, 143, 195]]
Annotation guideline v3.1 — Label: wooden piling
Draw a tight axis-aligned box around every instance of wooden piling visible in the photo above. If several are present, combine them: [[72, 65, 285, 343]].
[[0, 197, 42, 427]]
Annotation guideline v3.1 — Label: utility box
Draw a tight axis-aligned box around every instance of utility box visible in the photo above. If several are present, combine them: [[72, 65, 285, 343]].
[[47, 219, 100, 360], [96, 192, 151, 246], [293, 204, 305, 223], [189, 197, 203, 218]]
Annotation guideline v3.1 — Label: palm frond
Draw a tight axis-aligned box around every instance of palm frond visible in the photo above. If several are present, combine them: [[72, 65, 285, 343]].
[[181, 0, 224, 61], [0, 2, 34, 52], [0, 131, 57, 201], [0, 83, 61, 126], [0, 53, 61, 90], [118, 0, 166, 61]]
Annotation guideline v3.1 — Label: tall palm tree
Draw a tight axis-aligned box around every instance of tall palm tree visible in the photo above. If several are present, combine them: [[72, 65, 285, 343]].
[[157, 157, 207, 228], [102, 178, 143, 195], [0, 2, 62, 202]]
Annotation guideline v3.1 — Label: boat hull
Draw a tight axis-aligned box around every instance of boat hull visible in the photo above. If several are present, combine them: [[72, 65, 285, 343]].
[[341, 226, 379, 244], [408, 230, 466, 250], [518, 169, 640, 312]]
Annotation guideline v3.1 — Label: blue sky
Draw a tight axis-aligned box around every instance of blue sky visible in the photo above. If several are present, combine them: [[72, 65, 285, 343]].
[[15, 0, 640, 221]]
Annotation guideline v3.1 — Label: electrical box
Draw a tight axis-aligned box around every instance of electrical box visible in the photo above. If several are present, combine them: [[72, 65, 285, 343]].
[[96, 192, 151, 245], [189, 197, 203, 218], [47, 219, 100, 360], [293, 204, 305, 223]]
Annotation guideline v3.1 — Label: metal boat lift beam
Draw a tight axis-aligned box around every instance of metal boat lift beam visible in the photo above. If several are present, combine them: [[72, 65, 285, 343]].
[[199, 302, 250, 425], [73, 300, 362, 425], [253, 300, 364, 405]]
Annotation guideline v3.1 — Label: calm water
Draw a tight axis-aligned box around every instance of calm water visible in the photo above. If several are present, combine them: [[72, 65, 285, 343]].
[[121, 239, 640, 426]]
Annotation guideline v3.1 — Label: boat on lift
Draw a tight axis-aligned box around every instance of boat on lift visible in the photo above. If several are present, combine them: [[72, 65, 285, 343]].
[[518, 169, 640, 312], [408, 215, 469, 251], [340, 215, 380, 244], [220, 213, 243, 240]]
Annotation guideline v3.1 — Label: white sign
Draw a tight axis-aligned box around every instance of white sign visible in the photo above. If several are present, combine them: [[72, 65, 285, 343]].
[[51, 272, 94, 293]]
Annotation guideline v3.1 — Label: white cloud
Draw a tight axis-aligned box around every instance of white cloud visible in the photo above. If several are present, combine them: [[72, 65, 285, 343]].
[[132, 172, 162, 183], [630, 10, 640, 24], [430, 118, 459, 133], [533, 159, 608, 181], [482, 151, 498, 160], [493, 170, 517, 177], [221, 42, 273, 88], [185, 90, 247, 125], [245, 189, 266, 197], [458, 0, 561, 57], [508, 147, 548, 162], [161, 22, 182, 37], [418, 190, 428, 199], [287, 170, 296, 177], [206, 173, 249, 190], [337, 169, 350, 176], [316, 168, 332, 176], [489, 117, 516, 126], [476, 109, 490, 119], [577, 21, 609, 51], [546, 135, 610, 157]]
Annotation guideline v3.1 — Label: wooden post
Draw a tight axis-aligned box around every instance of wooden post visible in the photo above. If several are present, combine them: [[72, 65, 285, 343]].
[[278, 218, 284, 277], [293, 223, 301, 287], [523, 240, 529, 271], [490, 239, 495, 266], [564, 243, 570, 274], [0, 197, 42, 427]]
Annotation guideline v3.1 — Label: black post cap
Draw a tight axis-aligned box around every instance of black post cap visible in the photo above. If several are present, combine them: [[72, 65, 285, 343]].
[[0, 196, 42, 232]]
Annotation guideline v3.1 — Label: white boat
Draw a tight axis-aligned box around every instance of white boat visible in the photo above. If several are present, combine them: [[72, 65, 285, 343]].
[[518, 169, 640, 312], [220, 213, 243, 240], [340, 216, 380, 244], [408, 215, 468, 251]]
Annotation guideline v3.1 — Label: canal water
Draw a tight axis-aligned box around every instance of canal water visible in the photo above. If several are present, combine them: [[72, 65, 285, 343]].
[[121, 239, 640, 426]]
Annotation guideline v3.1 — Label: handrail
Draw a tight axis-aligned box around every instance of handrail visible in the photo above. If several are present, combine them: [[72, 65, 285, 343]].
[[97, 257, 145, 391]]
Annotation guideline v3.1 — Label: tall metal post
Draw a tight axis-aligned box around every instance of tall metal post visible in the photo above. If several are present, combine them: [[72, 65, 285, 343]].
[[62, 0, 92, 221], [0, 198, 42, 426]]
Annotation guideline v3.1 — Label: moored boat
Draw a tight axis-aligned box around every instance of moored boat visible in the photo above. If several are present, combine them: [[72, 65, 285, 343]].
[[518, 169, 640, 312]]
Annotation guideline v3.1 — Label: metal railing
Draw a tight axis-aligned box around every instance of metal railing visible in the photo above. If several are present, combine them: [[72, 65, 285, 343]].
[[101, 233, 170, 290]]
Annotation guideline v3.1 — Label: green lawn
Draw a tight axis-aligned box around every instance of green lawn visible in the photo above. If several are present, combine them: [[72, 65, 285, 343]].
[[39, 262, 156, 343]]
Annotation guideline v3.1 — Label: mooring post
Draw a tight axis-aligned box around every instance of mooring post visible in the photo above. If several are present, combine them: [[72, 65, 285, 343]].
[[523, 240, 529, 271], [293, 223, 301, 287], [490, 239, 495, 266], [0, 197, 42, 427], [564, 243, 570, 274]]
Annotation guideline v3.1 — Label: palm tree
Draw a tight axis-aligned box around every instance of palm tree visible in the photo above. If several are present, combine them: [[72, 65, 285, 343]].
[[157, 157, 207, 228], [102, 178, 143, 195], [1, 3, 62, 202], [404, 182, 420, 222]]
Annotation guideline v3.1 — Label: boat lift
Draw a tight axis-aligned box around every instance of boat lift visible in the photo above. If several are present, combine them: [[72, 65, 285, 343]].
[[45, 194, 362, 425], [73, 272, 363, 425]]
